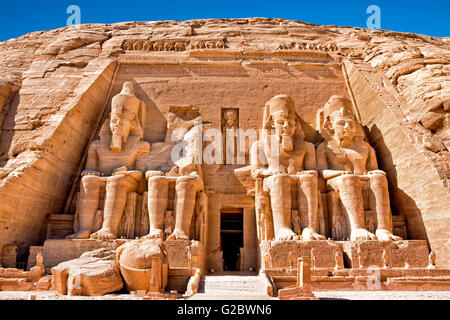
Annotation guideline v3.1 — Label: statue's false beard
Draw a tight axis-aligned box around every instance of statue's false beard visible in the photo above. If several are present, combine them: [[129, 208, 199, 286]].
[[281, 135, 294, 152], [337, 135, 354, 148], [111, 132, 123, 151]]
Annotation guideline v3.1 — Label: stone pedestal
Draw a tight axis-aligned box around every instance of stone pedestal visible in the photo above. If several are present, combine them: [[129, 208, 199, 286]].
[[339, 240, 429, 269], [278, 257, 319, 300], [259, 240, 342, 269], [27, 246, 43, 270]]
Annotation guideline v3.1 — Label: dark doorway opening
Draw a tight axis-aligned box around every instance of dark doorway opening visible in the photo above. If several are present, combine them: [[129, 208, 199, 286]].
[[220, 209, 243, 271]]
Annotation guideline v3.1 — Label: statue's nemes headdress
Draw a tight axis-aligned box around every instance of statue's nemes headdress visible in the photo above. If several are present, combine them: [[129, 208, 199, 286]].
[[262, 95, 304, 138], [317, 95, 365, 139]]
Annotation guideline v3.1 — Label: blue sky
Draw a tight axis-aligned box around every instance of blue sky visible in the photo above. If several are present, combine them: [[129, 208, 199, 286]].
[[0, 0, 449, 42]]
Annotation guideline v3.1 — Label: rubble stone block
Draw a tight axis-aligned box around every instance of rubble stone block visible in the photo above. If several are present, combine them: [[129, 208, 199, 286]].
[[51, 248, 123, 296]]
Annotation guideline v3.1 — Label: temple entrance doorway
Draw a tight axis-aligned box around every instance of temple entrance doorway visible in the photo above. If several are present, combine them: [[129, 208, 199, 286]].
[[220, 209, 244, 271]]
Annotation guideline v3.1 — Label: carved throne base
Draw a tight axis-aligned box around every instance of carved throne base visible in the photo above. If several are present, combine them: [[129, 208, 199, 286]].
[[259, 240, 450, 292], [259, 240, 429, 271], [259, 240, 343, 270], [339, 240, 429, 269]]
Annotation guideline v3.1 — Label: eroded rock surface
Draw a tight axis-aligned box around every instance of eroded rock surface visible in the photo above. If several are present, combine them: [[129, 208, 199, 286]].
[[51, 248, 123, 296]]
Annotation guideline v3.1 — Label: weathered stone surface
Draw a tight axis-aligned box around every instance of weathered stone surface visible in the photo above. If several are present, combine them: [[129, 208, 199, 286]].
[[0, 58, 116, 252], [43, 239, 127, 268], [35, 275, 53, 291], [26, 246, 43, 270], [1, 246, 17, 268], [165, 240, 203, 269], [0, 278, 34, 291], [340, 240, 429, 268], [51, 248, 123, 296], [345, 59, 450, 267], [260, 240, 342, 269]]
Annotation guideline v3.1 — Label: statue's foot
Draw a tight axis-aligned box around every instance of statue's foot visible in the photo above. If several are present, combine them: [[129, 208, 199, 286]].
[[302, 228, 326, 241], [376, 229, 402, 241], [66, 230, 91, 239], [142, 229, 164, 240], [167, 229, 189, 240], [90, 229, 117, 240], [351, 228, 378, 241], [275, 228, 297, 241]]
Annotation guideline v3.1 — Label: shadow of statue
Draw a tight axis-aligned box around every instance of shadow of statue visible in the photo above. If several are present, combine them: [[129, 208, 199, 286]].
[[367, 125, 429, 243]]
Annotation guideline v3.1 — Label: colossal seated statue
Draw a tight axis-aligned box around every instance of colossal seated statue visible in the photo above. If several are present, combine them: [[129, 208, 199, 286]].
[[67, 82, 150, 240], [250, 95, 325, 241], [145, 123, 205, 241], [316, 96, 402, 241]]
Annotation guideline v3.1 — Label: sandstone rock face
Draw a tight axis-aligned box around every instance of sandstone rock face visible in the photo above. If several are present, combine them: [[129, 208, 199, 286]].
[[0, 18, 448, 268], [51, 248, 123, 296]]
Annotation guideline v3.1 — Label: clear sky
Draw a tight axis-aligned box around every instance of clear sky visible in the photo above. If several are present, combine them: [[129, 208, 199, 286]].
[[0, 0, 449, 42]]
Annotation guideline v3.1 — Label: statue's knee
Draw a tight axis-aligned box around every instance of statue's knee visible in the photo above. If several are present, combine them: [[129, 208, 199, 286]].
[[299, 172, 318, 184], [81, 176, 100, 191], [300, 170, 318, 177], [337, 174, 361, 189], [369, 174, 388, 188], [148, 176, 168, 188], [175, 176, 197, 191], [108, 175, 126, 184], [338, 174, 359, 183], [107, 175, 136, 190], [268, 174, 291, 186]]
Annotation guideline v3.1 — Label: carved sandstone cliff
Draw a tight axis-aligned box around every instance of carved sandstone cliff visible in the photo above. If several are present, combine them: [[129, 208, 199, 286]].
[[0, 18, 448, 266]]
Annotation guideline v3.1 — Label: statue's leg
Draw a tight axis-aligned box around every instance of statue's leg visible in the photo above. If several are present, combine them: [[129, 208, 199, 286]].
[[369, 173, 402, 241], [298, 172, 325, 240], [66, 175, 102, 239], [91, 174, 138, 239], [144, 176, 169, 239], [265, 174, 296, 241], [168, 176, 202, 240], [331, 175, 377, 241]]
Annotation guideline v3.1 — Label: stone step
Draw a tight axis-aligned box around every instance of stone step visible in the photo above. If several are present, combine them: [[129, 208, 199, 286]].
[[199, 276, 265, 294]]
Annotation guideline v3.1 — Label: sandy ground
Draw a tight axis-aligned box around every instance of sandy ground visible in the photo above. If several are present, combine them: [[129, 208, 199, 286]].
[[314, 291, 450, 300], [0, 291, 449, 300]]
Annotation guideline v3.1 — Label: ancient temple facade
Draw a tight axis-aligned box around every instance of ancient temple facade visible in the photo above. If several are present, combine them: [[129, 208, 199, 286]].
[[0, 19, 449, 297]]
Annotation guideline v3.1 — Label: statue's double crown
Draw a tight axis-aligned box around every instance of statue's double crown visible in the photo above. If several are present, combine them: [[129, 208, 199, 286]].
[[323, 95, 354, 120], [267, 95, 296, 116]]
